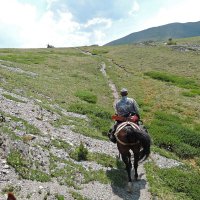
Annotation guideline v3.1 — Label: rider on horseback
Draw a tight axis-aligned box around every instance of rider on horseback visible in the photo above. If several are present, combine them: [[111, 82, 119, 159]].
[[108, 88, 141, 143]]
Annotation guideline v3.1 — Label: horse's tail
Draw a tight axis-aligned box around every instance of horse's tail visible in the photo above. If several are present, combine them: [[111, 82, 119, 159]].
[[127, 126, 151, 161]]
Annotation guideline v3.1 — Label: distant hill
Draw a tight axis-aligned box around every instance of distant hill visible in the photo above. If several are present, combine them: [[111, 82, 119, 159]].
[[105, 21, 200, 46]]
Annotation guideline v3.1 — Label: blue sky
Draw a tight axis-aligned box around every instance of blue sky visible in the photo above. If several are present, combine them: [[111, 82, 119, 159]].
[[0, 0, 200, 48]]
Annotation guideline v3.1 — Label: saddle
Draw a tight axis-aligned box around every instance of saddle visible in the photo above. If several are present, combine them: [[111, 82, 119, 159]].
[[112, 114, 139, 124]]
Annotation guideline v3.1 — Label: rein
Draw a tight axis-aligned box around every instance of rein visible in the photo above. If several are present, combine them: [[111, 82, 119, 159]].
[[114, 121, 140, 146]]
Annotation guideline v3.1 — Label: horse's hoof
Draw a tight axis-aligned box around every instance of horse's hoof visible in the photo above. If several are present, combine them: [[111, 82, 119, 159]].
[[127, 182, 133, 193], [135, 177, 139, 181]]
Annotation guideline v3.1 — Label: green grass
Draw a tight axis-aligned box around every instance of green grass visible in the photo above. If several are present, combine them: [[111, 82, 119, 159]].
[[7, 150, 51, 182], [149, 111, 200, 158], [146, 162, 200, 200], [75, 90, 97, 104], [51, 139, 72, 150], [70, 142, 88, 161], [68, 102, 112, 135], [70, 144, 124, 168], [70, 191, 90, 200], [55, 194, 65, 200], [144, 71, 199, 90], [1, 40, 200, 199], [2, 93, 26, 103], [90, 49, 109, 55], [0, 52, 46, 64], [0, 48, 113, 111], [49, 154, 126, 188], [0, 111, 41, 142]]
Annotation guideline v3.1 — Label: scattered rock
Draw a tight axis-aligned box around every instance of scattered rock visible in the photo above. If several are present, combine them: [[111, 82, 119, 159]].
[[151, 153, 182, 168]]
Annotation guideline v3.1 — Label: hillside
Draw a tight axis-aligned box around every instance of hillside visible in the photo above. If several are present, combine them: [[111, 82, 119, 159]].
[[0, 38, 200, 199], [105, 21, 200, 45]]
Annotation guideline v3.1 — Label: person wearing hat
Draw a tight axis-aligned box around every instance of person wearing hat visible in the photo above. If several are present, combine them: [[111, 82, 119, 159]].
[[108, 88, 140, 143]]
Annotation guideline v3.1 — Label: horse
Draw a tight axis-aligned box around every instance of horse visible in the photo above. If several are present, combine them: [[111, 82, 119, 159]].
[[114, 121, 151, 192]]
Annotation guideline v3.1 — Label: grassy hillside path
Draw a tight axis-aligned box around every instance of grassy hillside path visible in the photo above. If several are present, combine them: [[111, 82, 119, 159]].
[[99, 62, 152, 200], [0, 49, 185, 199]]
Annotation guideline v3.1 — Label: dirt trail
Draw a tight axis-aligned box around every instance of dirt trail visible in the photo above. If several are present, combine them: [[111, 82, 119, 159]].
[[100, 62, 152, 200], [100, 62, 119, 109]]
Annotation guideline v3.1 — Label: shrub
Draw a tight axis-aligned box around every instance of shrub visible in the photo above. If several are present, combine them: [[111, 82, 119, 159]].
[[167, 38, 177, 45], [91, 49, 108, 55], [149, 111, 200, 158], [158, 167, 200, 200], [69, 103, 111, 120], [68, 103, 112, 133], [55, 194, 64, 200], [182, 91, 197, 97], [144, 71, 199, 90], [75, 90, 97, 104], [70, 142, 88, 161]]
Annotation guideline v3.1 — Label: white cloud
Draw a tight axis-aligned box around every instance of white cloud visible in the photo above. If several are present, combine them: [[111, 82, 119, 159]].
[[84, 17, 112, 28], [0, 0, 92, 47], [19, 10, 89, 47], [92, 30, 106, 45], [46, 0, 58, 9], [0, 0, 36, 25], [138, 0, 200, 31], [129, 0, 140, 16], [0, 0, 200, 48]]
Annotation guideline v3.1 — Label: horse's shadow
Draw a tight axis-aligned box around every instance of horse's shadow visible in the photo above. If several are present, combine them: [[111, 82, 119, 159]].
[[106, 158, 148, 200]]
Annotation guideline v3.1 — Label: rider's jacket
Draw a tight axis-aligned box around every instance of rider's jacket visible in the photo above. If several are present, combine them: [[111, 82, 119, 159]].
[[115, 96, 139, 117]]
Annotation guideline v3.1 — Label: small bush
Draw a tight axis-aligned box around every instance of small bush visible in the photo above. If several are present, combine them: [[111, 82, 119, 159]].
[[91, 49, 108, 55], [70, 142, 88, 161], [174, 143, 199, 158], [167, 38, 177, 45], [149, 111, 200, 158], [182, 91, 197, 97], [144, 71, 199, 90], [158, 167, 200, 200], [69, 103, 111, 120], [68, 103, 112, 133], [55, 194, 64, 200], [75, 90, 97, 104], [70, 191, 89, 200]]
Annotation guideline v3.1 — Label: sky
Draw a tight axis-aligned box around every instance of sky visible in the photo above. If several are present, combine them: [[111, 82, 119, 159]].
[[0, 0, 200, 48]]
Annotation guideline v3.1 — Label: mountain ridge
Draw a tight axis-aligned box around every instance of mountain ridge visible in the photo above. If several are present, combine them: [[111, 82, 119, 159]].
[[105, 21, 200, 45]]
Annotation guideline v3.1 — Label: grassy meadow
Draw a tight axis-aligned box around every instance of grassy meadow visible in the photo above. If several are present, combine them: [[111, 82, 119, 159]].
[[0, 37, 200, 199]]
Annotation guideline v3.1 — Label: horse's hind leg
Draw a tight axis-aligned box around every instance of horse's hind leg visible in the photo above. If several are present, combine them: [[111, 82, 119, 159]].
[[134, 153, 139, 180], [121, 153, 133, 192], [128, 152, 132, 170], [121, 154, 132, 182]]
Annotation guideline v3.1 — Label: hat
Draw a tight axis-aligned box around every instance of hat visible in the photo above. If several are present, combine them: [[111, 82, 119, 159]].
[[120, 88, 128, 96], [120, 88, 128, 93]]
